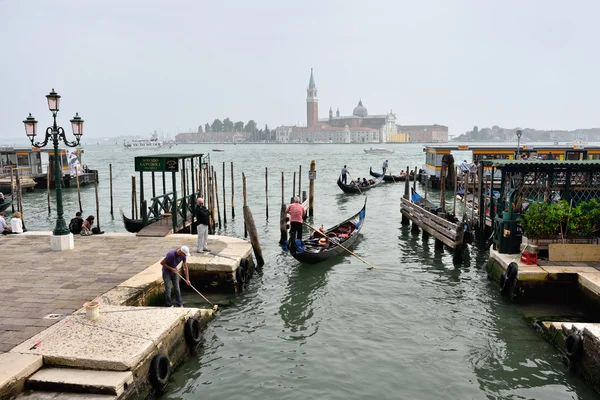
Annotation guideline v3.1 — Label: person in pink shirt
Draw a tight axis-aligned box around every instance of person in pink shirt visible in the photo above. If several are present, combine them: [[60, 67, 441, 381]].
[[285, 196, 305, 240]]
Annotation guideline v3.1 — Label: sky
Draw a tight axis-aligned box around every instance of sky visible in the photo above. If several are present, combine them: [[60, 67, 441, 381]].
[[1, 0, 599, 143]]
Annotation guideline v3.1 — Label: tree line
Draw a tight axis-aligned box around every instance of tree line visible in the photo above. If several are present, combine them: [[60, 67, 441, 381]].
[[198, 118, 274, 141]]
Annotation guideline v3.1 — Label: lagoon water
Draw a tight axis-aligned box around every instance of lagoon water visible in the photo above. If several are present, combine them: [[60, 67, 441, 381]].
[[18, 143, 598, 399]]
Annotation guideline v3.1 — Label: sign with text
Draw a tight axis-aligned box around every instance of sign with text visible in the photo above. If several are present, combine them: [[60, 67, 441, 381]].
[[308, 171, 317, 180], [134, 157, 179, 172]]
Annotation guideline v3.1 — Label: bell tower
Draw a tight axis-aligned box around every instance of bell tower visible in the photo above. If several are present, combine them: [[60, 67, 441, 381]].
[[306, 68, 318, 128]]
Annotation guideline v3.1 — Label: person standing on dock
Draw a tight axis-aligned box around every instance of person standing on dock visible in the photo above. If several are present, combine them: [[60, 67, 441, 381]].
[[194, 197, 210, 253], [286, 196, 305, 240], [341, 165, 348, 184], [382, 160, 388, 174], [160, 246, 191, 307]]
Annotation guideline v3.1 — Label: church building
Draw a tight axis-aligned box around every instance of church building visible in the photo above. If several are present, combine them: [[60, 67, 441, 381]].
[[276, 69, 402, 143]]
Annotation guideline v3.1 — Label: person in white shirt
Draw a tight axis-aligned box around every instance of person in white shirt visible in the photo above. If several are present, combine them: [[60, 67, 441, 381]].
[[0, 211, 10, 234], [382, 160, 389, 174], [10, 211, 23, 234]]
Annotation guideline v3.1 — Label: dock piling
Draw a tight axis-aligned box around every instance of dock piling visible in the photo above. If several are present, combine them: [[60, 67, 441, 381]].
[[265, 167, 269, 220], [75, 166, 82, 213], [109, 164, 114, 216], [293, 172, 296, 199], [46, 166, 51, 214], [222, 162, 227, 225], [242, 172, 264, 266], [298, 165, 302, 196], [95, 171, 100, 232], [231, 162, 235, 219], [279, 172, 287, 245], [10, 167, 15, 213], [214, 170, 221, 229], [308, 160, 315, 217]]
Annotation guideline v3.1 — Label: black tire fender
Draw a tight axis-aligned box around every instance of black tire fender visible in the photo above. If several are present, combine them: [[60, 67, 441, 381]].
[[499, 273, 506, 289], [149, 353, 170, 389], [184, 318, 202, 346], [241, 258, 251, 279], [236, 264, 246, 284], [506, 262, 518, 281], [565, 333, 583, 360]]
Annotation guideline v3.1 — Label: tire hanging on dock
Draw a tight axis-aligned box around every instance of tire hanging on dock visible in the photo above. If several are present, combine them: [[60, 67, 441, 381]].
[[236, 263, 246, 285], [149, 353, 171, 390], [500, 262, 518, 295], [184, 317, 202, 346], [565, 333, 583, 360]]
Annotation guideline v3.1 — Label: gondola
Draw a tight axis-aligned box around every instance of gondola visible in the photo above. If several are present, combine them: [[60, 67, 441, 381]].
[[337, 175, 383, 194], [0, 201, 12, 213], [120, 209, 158, 233], [288, 199, 367, 264], [411, 188, 440, 212], [369, 167, 406, 182]]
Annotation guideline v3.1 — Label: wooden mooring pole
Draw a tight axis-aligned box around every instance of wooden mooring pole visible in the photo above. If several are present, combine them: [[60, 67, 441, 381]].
[[265, 167, 269, 220], [401, 171, 410, 225], [279, 172, 287, 245], [95, 171, 100, 231], [75, 166, 82, 214], [109, 164, 114, 216], [242, 172, 264, 266], [298, 165, 302, 196], [131, 176, 137, 219], [452, 167, 458, 217], [222, 162, 227, 225], [308, 160, 315, 217], [231, 162, 235, 219], [46, 166, 51, 214], [214, 170, 221, 229], [292, 172, 296, 199], [10, 167, 15, 213]]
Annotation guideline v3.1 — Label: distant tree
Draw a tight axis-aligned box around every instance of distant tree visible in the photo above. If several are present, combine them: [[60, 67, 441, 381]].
[[244, 120, 257, 133], [211, 119, 223, 132], [205, 123, 211, 132], [198, 125, 203, 133], [264, 124, 270, 142], [234, 121, 244, 132], [258, 129, 264, 141], [223, 118, 234, 132]]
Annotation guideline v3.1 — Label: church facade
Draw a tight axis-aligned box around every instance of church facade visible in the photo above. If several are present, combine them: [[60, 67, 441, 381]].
[[275, 69, 402, 143]]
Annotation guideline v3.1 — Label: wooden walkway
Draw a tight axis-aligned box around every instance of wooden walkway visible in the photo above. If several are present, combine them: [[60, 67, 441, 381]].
[[136, 216, 193, 237]]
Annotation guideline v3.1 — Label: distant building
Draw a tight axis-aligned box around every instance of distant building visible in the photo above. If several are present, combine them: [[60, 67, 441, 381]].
[[399, 125, 448, 143], [175, 131, 248, 143], [275, 69, 398, 143]]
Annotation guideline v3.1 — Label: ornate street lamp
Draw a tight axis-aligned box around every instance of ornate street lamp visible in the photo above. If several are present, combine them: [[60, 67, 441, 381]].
[[516, 129, 522, 159], [24, 89, 84, 248]]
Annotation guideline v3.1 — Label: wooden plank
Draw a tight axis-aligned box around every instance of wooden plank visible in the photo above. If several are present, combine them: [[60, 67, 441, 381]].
[[549, 244, 600, 262], [401, 209, 458, 248], [402, 199, 462, 241], [401, 198, 456, 230]]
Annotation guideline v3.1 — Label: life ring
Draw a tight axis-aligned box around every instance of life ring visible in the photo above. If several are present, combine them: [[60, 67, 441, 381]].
[[565, 333, 583, 360], [506, 262, 518, 281], [149, 353, 170, 389], [184, 318, 202, 346]]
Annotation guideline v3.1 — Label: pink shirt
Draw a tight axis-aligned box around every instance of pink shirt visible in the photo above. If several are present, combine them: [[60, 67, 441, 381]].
[[285, 203, 305, 223]]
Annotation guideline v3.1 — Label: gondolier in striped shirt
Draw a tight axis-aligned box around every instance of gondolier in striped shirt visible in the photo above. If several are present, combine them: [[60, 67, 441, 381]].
[[341, 165, 348, 184], [285, 196, 305, 240]]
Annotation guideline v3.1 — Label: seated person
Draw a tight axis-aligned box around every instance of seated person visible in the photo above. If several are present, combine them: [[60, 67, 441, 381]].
[[362, 178, 368, 186], [69, 211, 84, 234], [81, 215, 95, 236], [0, 211, 10, 234], [0, 192, 4, 204], [10, 212, 23, 234]]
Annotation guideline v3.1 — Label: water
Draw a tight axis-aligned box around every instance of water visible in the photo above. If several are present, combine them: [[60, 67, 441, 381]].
[[16, 143, 598, 399]]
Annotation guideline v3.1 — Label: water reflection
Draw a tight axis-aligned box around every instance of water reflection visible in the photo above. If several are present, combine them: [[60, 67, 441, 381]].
[[279, 262, 333, 342]]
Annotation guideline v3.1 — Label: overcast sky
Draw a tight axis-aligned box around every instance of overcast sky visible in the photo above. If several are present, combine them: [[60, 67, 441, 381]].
[[1, 0, 599, 143]]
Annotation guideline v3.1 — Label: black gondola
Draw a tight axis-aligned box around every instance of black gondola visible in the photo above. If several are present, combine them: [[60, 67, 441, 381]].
[[337, 175, 383, 194], [287, 199, 367, 264], [120, 209, 159, 233], [369, 167, 406, 182], [0, 201, 12, 213]]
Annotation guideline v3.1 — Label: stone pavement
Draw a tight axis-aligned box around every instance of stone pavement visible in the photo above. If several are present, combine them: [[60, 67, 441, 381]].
[[0, 232, 202, 353]]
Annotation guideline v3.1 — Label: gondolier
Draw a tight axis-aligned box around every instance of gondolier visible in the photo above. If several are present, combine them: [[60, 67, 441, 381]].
[[382, 160, 388, 174], [285, 196, 305, 240], [341, 165, 348, 184]]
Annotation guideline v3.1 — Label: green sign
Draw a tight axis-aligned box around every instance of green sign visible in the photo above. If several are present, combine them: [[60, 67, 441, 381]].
[[134, 157, 179, 172]]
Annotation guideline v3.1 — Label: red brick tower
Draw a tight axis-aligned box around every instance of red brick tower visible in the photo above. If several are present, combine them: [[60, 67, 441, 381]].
[[306, 68, 318, 128]]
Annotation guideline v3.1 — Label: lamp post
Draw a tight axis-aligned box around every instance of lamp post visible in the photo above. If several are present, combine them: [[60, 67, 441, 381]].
[[516, 129, 522, 159], [23, 89, 84, 247]]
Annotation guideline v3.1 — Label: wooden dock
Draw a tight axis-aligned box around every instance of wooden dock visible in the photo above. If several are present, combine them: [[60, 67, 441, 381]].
[[136, 216, 194, 237]]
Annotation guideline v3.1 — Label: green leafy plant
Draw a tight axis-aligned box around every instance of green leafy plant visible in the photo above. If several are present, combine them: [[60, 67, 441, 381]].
[[520, 199, 600, 238]]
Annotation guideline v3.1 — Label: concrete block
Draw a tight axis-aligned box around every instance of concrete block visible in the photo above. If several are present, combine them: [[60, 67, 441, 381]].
[[117, 262, 162, 289], [0, 353, 43, 399], [550, 244, 600, 262], [515, 266, 548, 282], [521, 243, 539, 254], [205, 257, 238, 272], [578, 273, 600, 297], [27, 368, 133, 396], [15, 391, 116, 399], [50, 234, 74, 251], [10, 306, 200, 371]]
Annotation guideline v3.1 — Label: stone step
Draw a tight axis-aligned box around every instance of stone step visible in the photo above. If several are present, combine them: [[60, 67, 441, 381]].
[[16, 389, 117, 399], [27, 368, 133, 396]]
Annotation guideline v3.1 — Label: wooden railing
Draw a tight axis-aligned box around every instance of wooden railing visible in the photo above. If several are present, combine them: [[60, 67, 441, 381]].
[[141, 190, 200, 232], [400, 197, 464, 248]]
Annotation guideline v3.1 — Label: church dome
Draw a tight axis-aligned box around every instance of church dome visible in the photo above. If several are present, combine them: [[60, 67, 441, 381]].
[[352, 99, 368, 117]]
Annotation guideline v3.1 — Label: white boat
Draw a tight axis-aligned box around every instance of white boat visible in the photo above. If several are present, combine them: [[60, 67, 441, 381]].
[[364, 147, 394, 154], [124, 133, 163, 149]]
